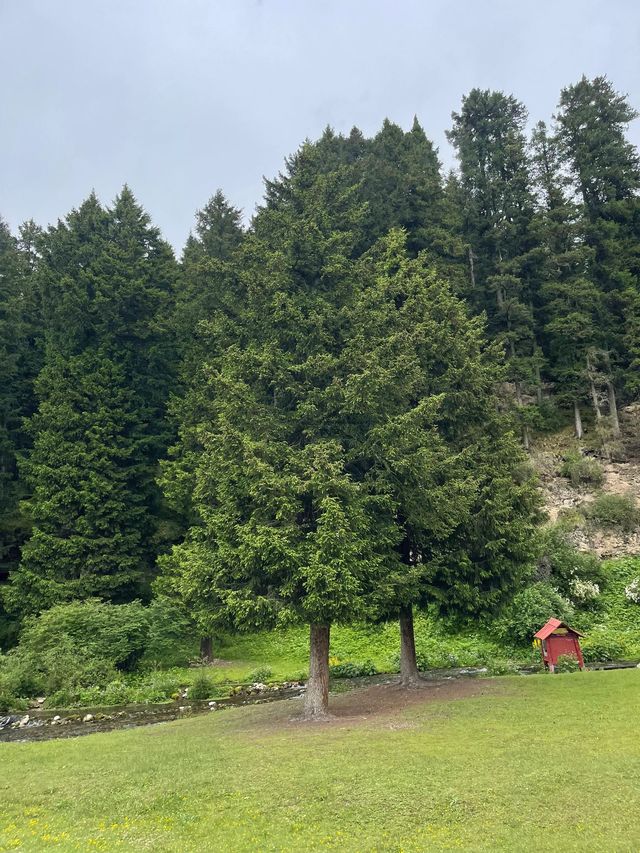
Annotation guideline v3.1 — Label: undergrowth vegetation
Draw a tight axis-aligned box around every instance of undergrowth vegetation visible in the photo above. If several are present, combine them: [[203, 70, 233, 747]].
[[1, 555, 639, 713]]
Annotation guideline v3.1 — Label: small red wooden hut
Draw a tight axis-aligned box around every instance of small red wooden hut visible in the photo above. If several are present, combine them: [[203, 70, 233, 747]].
[[534, 618, 585, 672]]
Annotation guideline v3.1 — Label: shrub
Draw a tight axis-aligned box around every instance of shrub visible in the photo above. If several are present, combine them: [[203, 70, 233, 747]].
[[486, 659, 519, 676], [329, 660, 378, 679], [580, 630, 628, 663], [0, 691, 28, 713], [560, 453, 604, 487], [584, 493, 640, 532], [0, 600, 149, 702], [536, 524, 604, 604], [554, 654, 580, 673], [140, 598, 194, 669], [188, 673, 215, 700], [248, 667, 273, 683], [625, 578, 640, 603], [497, 582, 574, 646], [18, 599, 150, 671], [568, 577, 601, 605]]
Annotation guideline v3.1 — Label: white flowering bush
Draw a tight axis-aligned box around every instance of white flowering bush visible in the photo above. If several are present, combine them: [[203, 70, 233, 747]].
[[624, 577, 640, 603], [569, 576, 600, 604]]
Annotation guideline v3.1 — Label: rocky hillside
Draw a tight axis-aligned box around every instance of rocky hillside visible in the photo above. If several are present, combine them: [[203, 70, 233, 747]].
[[532, 403, 640, 559]]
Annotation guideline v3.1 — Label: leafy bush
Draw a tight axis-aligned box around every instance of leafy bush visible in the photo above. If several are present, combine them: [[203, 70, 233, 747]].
[[584, 493, 640, 532], [248, 666, 273, 683], [497, 582, 574, 646], [536, 525, 604, 603], [0, 600, 150, 702], [188, 673, 215, 700], [19, 599, 150, 671], [140, 597, 194, 668], [486, 659, 520, 676], [624, 578, 640, 603], [580, 630, 628, 663], [329, 660, 378, 679], [560, 453, 604, 487], [554, 654, 580, 673], [0, 691, 28, 713]]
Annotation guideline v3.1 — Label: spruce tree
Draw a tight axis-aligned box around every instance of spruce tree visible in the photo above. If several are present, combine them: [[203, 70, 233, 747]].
[[447, 90, 543, 447], [555, 77, 640, 424], [6, 190, 178, 618], [529, 121, 601, 436], [0, 219, 42, 642], [161, 192, 245, 658]]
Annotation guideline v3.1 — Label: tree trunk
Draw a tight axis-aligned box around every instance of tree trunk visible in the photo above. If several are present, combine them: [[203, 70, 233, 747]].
[[535, 362, 543, 406], [587, 354, 602, 422], [468, 247, 476, 290], [199, 636, 213, 662], [303, 624, 331, 720], [607, 381, 621, 438], [514, 380, 530, 451], [399, 605, 422, 686], [573, 400, 584, 440]]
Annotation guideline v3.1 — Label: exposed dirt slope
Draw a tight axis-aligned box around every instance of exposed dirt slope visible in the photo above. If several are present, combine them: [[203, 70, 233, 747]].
[[532, 403, 640, 558]]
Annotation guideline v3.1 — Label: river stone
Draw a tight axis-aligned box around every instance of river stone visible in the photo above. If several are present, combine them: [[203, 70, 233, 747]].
[[82, 713, 94, 723]]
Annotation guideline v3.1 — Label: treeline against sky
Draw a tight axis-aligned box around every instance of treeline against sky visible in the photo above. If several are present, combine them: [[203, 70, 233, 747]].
[[0, 76, 638, 667]]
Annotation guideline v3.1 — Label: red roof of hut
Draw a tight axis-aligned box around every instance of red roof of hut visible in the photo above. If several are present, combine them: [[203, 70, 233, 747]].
[[534, 618, 584, 640]]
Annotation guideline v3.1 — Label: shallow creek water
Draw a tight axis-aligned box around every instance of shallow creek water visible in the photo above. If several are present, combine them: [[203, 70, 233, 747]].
[[1, 663, 634, 743]]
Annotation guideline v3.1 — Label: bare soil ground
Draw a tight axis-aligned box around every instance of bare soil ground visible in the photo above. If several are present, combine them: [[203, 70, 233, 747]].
[[233, 675, 504, 735]]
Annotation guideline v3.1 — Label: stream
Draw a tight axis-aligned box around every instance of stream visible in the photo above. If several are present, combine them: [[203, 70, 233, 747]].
[[1, 662, 636, 743]]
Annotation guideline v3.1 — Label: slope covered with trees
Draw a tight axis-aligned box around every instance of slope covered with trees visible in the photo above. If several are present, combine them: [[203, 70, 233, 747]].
[[0, 75, 638, 716]]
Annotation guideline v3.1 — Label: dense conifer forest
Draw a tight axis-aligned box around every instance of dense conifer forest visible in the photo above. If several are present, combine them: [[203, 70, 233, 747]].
[[1, 76, 639, 717]]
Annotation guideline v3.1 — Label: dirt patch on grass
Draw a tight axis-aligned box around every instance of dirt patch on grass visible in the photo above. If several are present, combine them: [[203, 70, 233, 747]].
[[228, 676, 504, 735]]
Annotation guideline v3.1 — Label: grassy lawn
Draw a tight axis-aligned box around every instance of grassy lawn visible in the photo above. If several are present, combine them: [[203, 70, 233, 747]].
[[1, 669, 639, 852]]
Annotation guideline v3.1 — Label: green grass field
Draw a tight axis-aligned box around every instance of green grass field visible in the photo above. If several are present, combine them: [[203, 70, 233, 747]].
[[1, 668, 639, 852]]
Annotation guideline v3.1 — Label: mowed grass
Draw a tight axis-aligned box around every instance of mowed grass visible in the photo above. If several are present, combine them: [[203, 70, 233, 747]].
[[1, 669, 639, 852]]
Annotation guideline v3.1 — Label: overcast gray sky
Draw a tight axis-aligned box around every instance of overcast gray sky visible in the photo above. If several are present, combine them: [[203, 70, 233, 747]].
[[2, 0, 639, 250]]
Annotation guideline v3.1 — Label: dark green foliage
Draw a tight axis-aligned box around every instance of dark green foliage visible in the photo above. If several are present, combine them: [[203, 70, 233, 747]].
[[497, 582, 574, 646], [188, 672, 215, 700], [447, 90, 543, 441], [6, 190, 178, 618], [140, 597, 194, 668], [555, 77, 640, 406], [0, 599, 149, 700], [0, 220, 42, 589], [329, 660, 377, 679]]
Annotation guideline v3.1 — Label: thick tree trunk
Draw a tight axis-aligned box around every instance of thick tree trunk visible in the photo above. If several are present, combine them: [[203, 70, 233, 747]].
[[399, 605, 422, 686], [573, 401, 584, 440], [303, 624, 331, 720], [607, 381, 621, 438], [199, 636, 213, 662]]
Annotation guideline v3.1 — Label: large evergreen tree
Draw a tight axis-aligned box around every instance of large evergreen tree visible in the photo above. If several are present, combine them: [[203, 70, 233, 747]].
[[447, 90, 543, 447], [555, 77, 640, 427], [529, 121, 601, 436], [6, 190, 178, 618], [161, 169, 396, 719], [344, 232, 540, 684], [0, 219, 42, 642]]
